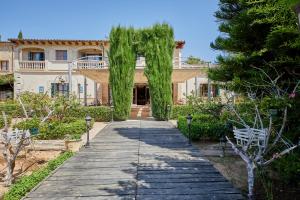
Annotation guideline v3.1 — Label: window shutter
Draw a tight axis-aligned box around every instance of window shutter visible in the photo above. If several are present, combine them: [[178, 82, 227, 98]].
[[51, 83, 56, 97]]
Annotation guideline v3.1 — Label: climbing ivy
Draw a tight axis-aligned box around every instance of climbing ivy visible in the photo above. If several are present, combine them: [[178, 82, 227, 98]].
[[140, 24, 175, 120], [109, 26, 136, 120]]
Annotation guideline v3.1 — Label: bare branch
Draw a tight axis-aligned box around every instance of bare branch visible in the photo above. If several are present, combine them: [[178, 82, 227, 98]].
[[2, 111, 8, 132], [18, 97, 28, 119], [271, 107, 288, 147], [262, 144, 299, 166], [226, 136, 250, 163]]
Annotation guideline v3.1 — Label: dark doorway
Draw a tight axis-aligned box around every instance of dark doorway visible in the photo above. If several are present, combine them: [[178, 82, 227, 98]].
[[133, 85, 150, 105]]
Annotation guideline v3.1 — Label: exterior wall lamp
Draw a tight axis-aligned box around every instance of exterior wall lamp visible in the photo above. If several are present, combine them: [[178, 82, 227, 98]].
[[186, 114, 192, 144], [85, 115, 92, 147]]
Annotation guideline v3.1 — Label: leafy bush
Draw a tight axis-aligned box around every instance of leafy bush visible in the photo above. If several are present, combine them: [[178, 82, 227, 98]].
[[272, 151, 300, 185], [171, 102, 224, 119], [177, 114, 227, 140], [37, 119, 87, 140], [0, 103, 22, 117], [13, 118, 40, 130], [0, 115, 12, 129], [19, 92, 51, 118], [4, 151, 73, 200], [66, 106, 111, 122]]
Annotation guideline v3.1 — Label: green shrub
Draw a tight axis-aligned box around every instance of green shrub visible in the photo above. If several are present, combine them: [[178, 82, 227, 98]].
[[37, 119, 87, 140], [66, 106, 111, 122], [4, 151, 73, 200], [177, 114, 227, 140], [19, 92, 51, 117], [0, 115, 12, 129], [171, 105, 195, 119], [0, 103, 22, 117], [171, 102, 224, 119], [272, 151, 300, 185], [13, 118, 40, 130]]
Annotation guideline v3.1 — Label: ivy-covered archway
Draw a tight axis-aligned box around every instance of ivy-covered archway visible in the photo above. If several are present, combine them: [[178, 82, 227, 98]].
[[109, 23, 175, 120]]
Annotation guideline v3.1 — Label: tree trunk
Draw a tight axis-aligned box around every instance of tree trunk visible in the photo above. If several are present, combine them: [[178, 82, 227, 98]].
[[247, 162, 256, 200], [5, 160, 14, 186]]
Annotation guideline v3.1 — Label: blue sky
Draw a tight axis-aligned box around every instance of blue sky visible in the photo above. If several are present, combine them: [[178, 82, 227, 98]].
[[0, 0, 220, 62]]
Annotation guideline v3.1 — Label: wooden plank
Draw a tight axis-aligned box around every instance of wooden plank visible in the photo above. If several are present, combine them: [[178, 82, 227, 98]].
[[24, 120, 242, 200]]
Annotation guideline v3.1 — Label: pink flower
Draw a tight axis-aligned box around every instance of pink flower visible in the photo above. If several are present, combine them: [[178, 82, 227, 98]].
[[289, 92, 296, 98]]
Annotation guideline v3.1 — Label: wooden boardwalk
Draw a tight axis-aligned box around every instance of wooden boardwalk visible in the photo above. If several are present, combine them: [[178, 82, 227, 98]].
[[24, 120, 243, 200]]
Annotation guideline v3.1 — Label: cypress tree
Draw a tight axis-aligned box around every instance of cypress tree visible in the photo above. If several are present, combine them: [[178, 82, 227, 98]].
[[18, 30, 23, 40], [109, 26, 136, 120], [141, 23, 175, 120]]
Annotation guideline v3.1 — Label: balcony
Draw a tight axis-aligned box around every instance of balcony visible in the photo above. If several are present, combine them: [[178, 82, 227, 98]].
[[76, 60, 107, 69], [19, 61, 46, 71]]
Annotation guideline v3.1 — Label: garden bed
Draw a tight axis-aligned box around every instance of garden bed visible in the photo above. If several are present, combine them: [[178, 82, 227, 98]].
[[0, 149, 63, 199]]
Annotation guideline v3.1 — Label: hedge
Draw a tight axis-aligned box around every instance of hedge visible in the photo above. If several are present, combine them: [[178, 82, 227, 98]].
[[4, 151, 73, 200], [171, 103, 224, 119], [14, 119, 88, 140], [177, 114, 227, 140], [65, 106, 111, 122], [41, 120, 88, 140]]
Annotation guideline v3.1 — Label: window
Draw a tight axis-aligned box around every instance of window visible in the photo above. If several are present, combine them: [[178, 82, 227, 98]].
[[199, 84, 220, 97], [51, 83, 69, 97], [0, 61, 9, 71], [38, 86, 44, 94], [28, 52, 44, 61], [56, 50, 68, 61]]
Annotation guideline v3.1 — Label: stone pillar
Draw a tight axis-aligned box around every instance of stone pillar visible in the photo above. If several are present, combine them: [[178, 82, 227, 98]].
[[94, 81, 98, 105], [84, 76, 87, 106], [173, 83, 178, 104], [101, 83, 109, 105]]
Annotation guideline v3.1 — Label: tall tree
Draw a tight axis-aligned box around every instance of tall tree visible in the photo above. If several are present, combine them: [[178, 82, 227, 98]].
[[210, 0, 300, 94], [18, 30, 23, 39], [210, 0, 300, 198], [109, 26, 136, 120], [141, 23, 175, 120]]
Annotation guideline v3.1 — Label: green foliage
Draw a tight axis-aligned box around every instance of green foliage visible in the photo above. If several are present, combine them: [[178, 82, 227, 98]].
[[19, 92, 51, 117], [210, 0, 300, 93], [4, 151, 73, 200], [171, 101, 224, 119], [0, 74, 14, 86], [185, 56, 204, 65], [0, 103, 22, 117], [13, 117, 40, 131], [272, 151, 300, 184], [0, 115, 12, 129], [107, 23, 175, 120], [65, 106, 111, 122], [17, 30, 23, 40], [109, 26, 136, 121], [52, 95, 80, 121], [177, 114, 227, 140], [141, 23, 175, 120], [37, 119, 87, 140]]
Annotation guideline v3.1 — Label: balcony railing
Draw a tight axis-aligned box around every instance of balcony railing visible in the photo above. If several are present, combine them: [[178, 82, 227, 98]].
[[19, 61, 46, 71], [76, 60, 107, 69]]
